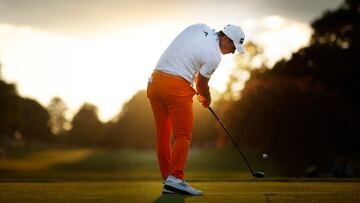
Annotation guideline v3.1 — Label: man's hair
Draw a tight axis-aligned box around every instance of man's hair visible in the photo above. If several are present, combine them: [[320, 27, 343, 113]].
[[218, 31, 225, 37], [218, 31, 232, 42]]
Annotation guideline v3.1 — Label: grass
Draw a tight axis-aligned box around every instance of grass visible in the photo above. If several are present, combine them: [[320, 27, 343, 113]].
[[0, 148, 93, 171], [1, 147, 360, 202], [0, 147, 276, 181], [0, 181, 359, 202]]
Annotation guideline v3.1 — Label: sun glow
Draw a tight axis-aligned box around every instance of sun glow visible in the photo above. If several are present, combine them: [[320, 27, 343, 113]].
[[0, 18, 313, 121], [256, 16, 313, 66], [0, 23, 181, 121]]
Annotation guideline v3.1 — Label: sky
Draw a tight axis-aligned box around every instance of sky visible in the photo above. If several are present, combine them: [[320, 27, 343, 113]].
[[0, 0, 343, 121]]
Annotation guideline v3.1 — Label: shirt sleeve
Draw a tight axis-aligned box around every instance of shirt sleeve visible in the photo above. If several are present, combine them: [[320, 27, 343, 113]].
[[199, 58, 221, 78]]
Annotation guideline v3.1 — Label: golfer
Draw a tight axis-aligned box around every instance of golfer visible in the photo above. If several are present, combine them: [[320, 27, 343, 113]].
[[147, 23, 245, 195]]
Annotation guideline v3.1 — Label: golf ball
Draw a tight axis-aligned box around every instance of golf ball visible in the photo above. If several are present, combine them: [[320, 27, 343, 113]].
[[262, 154, 268, 159]]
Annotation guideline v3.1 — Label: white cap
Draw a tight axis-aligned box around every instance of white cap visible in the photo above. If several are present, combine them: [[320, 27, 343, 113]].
[[222, 24, 245, 54]]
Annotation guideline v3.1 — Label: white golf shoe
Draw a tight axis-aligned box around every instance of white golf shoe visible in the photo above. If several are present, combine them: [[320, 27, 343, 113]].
[[163, 175, 203, 196]]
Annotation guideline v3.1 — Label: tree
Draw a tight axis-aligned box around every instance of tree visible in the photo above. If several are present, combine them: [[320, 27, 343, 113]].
[[0, 63, 52, 149], [213, 42, 268, 148], [0, 80, 21, 146], [47, 97, 69, 136], [18, 98, 52, 147], [223, 41, 267, 101], [218, 0, 360, 176], [69, 103, 104, 146], [192, 98, 218, 148], [103, 90, 155, 149]]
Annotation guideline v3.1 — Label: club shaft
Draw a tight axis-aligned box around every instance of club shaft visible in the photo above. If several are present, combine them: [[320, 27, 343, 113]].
[[208, 107, 255, 175]]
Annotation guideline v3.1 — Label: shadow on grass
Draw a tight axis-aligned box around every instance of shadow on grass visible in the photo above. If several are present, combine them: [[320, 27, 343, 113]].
[[152, 194, 192, 203]]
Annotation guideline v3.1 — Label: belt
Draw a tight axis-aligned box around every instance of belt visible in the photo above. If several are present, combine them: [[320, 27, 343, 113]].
[[152, 70, 191, 84]]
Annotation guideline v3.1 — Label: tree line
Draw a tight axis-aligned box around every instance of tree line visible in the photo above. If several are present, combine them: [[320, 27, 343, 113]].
[[0, 80, 218, 151]]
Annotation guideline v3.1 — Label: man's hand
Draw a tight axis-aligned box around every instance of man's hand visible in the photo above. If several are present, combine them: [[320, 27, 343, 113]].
[[197, 94, 211, 108], [195, 73, 211, 108]]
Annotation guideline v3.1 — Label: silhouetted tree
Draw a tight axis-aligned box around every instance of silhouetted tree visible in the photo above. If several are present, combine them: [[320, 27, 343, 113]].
[[218, 0, 360, 177], [18, 98, 52, 147], [0, 80, 21, 146], [191, 99, 218, 148], [224, 41, 267, 101], [0, 64, 52, 149], [103, 91, 155, 149], [215, 42, 268, 148], [69, 103, 104, 146], [47, 97, 69, 136]]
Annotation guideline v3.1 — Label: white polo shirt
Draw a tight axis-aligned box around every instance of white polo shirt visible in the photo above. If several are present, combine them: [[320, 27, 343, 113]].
[[155, 23, 221, 83]]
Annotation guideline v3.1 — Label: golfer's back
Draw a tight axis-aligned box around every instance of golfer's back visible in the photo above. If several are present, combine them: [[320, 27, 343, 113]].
[[155, 23, 221, 83]]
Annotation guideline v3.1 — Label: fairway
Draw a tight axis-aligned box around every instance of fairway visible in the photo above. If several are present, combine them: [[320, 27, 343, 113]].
[[0, 181, 359, 203], [1, 149, 359, 202]]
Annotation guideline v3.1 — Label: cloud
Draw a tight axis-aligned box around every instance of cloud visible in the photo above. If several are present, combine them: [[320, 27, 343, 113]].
[[0, 0, 183, 34], [239, 0, 343, 21], [0, 0, 343, 34], [254, 15, 313, 66]]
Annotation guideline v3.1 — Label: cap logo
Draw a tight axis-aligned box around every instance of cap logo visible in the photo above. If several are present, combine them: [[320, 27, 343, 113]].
[[204, 31, 208, 37], [240, 38, 244, 44]]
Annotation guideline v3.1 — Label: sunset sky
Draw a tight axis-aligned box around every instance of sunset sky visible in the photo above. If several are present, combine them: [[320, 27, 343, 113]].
[[0, 0, 343, 121]]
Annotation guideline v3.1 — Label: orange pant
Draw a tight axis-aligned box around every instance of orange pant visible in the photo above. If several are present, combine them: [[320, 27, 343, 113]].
[[147, 71, 196, 180]]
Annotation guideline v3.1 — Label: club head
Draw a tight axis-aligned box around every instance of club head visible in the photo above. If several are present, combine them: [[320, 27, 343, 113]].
[[253, 172, 265, 178]]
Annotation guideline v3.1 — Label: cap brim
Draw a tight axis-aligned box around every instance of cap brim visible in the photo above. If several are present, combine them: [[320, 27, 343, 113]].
[[234, 43, 244, 54]]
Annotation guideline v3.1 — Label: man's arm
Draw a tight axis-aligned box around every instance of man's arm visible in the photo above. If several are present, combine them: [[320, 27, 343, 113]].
[[195, 73, 211, 108]]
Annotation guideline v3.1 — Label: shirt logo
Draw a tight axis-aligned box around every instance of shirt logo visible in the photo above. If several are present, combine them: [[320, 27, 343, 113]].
[[240, 38, 244, 44], [204, 31, 208, 37]]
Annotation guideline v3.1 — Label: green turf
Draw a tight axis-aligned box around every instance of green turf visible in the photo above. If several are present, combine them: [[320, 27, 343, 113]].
[[1, 148, 360, 202], [0, 148, 278, 181], [0, 181, 359, 203]]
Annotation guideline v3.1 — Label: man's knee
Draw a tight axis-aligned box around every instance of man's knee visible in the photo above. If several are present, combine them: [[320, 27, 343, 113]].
[[173, 128, 193, 142]]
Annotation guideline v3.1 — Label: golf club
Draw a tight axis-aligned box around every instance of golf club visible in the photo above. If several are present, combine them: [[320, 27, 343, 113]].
[[207, 106, 265, 178]]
